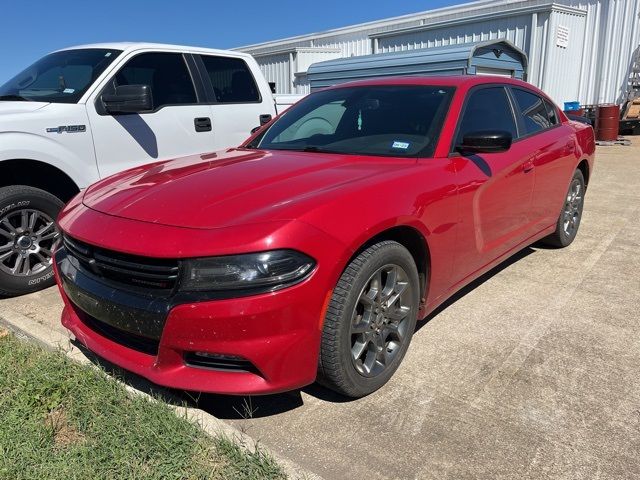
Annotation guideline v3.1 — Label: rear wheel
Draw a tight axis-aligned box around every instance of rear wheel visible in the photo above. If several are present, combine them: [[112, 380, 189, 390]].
[[542, 169, 586, 248], [318, 241, 420, 398], [0, 186, 63, 297]]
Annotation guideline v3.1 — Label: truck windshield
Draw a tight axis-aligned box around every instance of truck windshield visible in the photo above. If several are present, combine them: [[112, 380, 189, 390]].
[[256, 85, 454, 157], [0, 48, 122, 104]]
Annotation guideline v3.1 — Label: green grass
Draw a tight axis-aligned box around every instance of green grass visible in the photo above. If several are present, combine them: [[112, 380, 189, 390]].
[[0, 331, 286, 480]]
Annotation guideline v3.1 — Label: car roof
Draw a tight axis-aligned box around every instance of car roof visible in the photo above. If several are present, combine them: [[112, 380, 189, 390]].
[[54, 42, 253, 59], [325, 75, 551, 102]]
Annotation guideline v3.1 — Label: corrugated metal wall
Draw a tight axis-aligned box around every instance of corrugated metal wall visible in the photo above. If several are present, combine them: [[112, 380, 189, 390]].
[[256, 53, 291, 93], [376, 14, 531, 53], [563, 0, 640, 104], [240, 0, 640, 105]]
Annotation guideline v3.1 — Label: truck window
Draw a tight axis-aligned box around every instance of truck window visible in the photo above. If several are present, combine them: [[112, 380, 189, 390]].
[[114, 53, 196, 108], [199, 56, 260, 103], [0, 49, 121, 104]]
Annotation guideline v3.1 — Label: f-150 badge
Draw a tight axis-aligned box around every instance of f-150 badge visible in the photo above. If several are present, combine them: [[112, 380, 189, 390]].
[[46, 125, 86, 133]]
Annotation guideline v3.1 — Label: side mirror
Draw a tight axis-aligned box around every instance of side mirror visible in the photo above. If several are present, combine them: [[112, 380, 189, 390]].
[[456, 130, 512, 154], [102, 85, 153, 115]]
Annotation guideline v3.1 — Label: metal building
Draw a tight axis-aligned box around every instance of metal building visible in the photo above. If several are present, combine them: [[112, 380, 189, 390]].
[[235, 0, 640, 106]]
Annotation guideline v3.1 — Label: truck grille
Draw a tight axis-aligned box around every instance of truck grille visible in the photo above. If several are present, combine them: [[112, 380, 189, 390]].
[[63, 235, 180, 291]]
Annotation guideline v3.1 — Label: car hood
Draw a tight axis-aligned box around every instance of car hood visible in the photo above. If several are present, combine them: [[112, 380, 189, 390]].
[[83, 148, 415, 229], [0, 101, 49, 115]]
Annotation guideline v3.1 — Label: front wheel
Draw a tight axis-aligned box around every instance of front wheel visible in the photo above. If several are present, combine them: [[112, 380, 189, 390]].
[[318, 241, 420, 398], [541, 169, 586, 248], [0, 185, 63, 297]]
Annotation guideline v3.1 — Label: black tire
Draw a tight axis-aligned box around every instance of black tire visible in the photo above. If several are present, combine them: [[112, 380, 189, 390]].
[[0, 185, 63, 297], [318, 241, 420, 398], [541, 169, 586, 248]]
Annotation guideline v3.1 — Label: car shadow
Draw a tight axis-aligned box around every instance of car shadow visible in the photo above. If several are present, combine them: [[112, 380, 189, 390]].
[[74, 245, 537, 419]]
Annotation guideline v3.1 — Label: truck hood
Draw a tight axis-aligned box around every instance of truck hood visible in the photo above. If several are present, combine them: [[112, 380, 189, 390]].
[[83, 148, 415, 229], [0, 101, 49, 115]]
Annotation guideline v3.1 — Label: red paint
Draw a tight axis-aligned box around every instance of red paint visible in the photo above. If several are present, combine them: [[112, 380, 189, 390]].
[[56, 76, 595, 395]]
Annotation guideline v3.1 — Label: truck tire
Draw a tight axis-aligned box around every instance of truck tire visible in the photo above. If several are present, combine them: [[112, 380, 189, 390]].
[[0, 185, 63, 297]]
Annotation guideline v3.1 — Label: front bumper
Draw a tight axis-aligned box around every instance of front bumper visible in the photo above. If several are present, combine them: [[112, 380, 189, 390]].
[[54, 245, 332, 395]]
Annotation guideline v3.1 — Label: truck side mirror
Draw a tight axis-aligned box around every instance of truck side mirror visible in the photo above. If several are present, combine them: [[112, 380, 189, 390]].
[[102, 85, 153, 115]]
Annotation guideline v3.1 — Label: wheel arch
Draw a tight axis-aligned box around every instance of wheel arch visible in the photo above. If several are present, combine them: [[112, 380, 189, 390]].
[[346, 225, 431, 304], [0, 159, 81, 202], [577, 158, 590, 187]]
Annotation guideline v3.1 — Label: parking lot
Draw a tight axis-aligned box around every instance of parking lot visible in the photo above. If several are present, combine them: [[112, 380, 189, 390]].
[[1, 140, 639, 479]]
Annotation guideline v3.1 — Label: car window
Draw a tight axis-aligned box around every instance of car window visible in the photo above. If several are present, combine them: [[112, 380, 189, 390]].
[[114, 53, 196, 108], [544, 99, 559, 126], [272, 101, 346, 143], [199, 55, 260, 103], [256, 85, 454, 157], [511, 88, 552, 134], [456, 87, 517, 145]]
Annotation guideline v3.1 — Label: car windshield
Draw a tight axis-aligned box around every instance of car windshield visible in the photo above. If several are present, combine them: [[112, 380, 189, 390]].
[[256, 85, 454, 157], [0, 48, 122, 104]]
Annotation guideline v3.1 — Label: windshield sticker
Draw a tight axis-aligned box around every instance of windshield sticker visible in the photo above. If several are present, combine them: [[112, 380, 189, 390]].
[[392, 141, 410, 150], [63, 88, 75, 94]]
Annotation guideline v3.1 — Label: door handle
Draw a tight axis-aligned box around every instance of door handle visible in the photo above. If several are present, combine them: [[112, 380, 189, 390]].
[[194, 117, 212, 132], [523, 159, 535, 173], [259, 114, 272, 125]]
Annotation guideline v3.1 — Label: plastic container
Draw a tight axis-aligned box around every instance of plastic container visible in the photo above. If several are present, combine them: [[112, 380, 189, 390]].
[[564, 101, 581, 111]]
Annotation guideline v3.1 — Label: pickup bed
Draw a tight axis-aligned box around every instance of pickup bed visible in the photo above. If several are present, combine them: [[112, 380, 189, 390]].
[[0, 42, 303, 296]]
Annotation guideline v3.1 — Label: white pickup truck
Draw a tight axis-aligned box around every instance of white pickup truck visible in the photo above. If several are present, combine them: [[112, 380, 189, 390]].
[[0, 42, 302, 296]]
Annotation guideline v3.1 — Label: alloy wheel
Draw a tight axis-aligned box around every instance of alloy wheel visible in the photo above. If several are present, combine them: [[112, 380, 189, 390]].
[[0, 209, 59, 276], [562, 178, 583, 237], [349, 264, 413, 377]]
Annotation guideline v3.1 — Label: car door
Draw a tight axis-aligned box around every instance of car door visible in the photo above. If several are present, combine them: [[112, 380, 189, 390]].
[[509, 87, 578, 230], [87, 51, 215, 178], [450, 85, 536, 280], [195, 54, 275, 147]]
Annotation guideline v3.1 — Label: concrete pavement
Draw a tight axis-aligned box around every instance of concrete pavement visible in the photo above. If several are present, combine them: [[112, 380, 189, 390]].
[[1, 139, 639, 479]]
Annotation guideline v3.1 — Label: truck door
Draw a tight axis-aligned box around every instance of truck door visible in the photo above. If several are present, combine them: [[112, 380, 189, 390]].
[[195, 54, 276, 145], [87, 51, 215, 178]]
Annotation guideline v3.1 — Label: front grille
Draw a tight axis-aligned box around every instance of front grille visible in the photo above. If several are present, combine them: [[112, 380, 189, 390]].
[[76, 309, 159, 356], [63, 235, 179, 291]]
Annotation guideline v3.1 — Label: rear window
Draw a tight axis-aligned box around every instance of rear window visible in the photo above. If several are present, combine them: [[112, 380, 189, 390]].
[[256, 85, 454, 157], [511, 88, 553, 134]]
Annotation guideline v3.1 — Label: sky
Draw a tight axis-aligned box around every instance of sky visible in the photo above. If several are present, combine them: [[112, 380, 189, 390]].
[[0, 0, 465, 83]]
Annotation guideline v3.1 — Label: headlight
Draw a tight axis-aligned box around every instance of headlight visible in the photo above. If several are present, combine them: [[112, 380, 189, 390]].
[[180, 250, 315, 292]]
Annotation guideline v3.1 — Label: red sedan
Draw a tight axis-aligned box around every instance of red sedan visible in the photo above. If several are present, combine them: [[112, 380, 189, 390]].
[[54, 76, 595, 397]]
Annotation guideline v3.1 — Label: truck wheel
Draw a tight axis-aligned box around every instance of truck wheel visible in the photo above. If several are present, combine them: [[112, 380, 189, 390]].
[[318, 241, 420, 398], [541, 169, 586, 248], [0, 186, 63, 297]]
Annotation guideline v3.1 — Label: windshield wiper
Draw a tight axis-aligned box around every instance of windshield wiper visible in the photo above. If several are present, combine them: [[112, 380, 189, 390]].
[[0, 94, 33, 102], [292, 145, 343, 154]]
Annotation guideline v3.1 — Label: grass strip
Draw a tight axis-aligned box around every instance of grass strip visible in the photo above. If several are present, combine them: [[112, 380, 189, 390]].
[[0, 330, 286, 480]]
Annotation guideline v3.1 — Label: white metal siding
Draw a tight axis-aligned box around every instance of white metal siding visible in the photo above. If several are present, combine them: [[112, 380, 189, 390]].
[[538, 8, 588, 104], [256, 53, 291, 94], [377, 14, 531, 53], [563, 0, 640, 104], [240, 0, 640, 105]]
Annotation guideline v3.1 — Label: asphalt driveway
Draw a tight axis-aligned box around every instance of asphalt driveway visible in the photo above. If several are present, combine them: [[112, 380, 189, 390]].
[[2, 140, 639, 479]]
